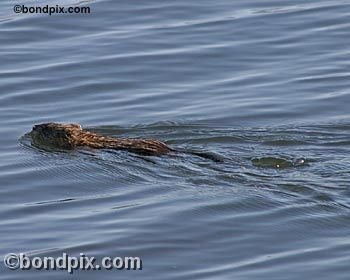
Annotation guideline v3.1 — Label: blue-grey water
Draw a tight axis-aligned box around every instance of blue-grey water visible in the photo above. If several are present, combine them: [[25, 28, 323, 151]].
[[1, 0, 350, 279]]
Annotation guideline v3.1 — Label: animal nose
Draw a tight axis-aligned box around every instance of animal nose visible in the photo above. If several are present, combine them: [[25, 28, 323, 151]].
[[32, 125, 38, 131]]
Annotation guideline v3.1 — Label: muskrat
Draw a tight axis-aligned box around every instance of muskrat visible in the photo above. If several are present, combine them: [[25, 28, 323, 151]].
[[30, 123, 223, 162]]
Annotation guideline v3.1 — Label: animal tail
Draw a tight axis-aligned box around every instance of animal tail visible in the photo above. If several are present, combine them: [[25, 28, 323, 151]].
[[176, 149, 225, 163]]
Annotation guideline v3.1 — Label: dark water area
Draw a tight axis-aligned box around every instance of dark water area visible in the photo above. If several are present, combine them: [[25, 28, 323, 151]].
[[1, 0, 350, 279]]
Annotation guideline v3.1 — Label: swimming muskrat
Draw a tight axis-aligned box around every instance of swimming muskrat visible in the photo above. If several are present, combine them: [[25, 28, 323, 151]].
[[29, 123, 223, 162]]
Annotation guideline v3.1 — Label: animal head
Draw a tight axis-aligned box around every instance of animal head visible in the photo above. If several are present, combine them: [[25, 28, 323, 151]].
[[30, 123, 82, 149]]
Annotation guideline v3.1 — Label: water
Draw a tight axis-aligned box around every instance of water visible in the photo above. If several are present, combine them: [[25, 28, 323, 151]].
[[1, 0, 350, 279]]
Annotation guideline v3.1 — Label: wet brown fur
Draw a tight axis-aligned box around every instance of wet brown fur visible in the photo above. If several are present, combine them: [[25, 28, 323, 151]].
[[30, 123, 173, 156]]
